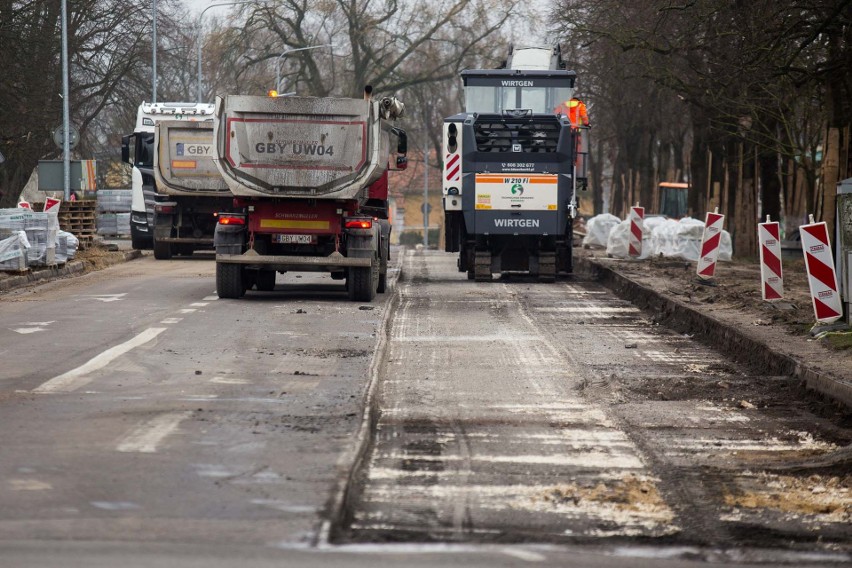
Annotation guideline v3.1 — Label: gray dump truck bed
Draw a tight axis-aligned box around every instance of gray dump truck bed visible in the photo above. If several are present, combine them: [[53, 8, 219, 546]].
[[213, 95, 390, 200], [154, 121, 230, 197]]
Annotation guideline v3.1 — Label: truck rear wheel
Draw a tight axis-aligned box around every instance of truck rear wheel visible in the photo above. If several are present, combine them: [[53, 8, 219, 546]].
[[256, 270, 276, 291], [349, 262, 377, 302], [153, 239, 173, 260], [377, 242, 389, 293], [216, 262, 244, 298]]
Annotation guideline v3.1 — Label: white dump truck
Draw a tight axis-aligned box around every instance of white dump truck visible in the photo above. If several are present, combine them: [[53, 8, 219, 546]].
[[121, 102, 215, 250], [151, 120, 232, 259], [212, 92, 407, 300]]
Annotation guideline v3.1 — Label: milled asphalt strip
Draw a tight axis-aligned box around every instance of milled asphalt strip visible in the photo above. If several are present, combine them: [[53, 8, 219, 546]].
[[32, 328, 167, 393], [576, 256, 852, 410], [317, 253, 405, 546]]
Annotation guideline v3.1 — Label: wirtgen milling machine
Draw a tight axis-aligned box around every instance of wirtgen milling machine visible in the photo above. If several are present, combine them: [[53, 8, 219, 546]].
[[442, 45, 588, 281]]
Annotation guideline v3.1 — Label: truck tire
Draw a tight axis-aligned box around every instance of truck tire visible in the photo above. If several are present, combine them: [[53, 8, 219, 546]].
[[377, 242, 389, 293], [216, 262, 244, 298], [349, 262, 377, 302], [256, 270, 276, 291], [153, 238, 173, 260]]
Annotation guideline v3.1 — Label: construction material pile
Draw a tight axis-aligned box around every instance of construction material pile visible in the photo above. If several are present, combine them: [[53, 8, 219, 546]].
[[0, 208, 78, 271], [96, 190, 131, 237]]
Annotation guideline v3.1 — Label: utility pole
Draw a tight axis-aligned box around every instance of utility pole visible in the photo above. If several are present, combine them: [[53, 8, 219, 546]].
[[61, 0, 70, 200], [423, 128, 429, 248], [152, 0, 157, 103]]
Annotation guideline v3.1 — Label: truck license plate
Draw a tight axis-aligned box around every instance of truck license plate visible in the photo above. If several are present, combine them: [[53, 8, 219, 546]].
[[274, 234, 315, 244]]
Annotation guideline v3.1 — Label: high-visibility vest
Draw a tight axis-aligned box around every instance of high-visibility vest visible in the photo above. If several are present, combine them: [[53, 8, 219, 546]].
[[560, 99, 589, 127]]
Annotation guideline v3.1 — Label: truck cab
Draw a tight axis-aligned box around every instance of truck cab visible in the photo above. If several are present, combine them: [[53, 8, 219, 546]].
[[121, 103, 214, 250]]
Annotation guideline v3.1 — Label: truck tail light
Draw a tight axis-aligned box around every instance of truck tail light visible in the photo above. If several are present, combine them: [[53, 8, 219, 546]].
[[218, 216, 246, 226], [154, 204, 175, 214], [345, 219, 372, 229]]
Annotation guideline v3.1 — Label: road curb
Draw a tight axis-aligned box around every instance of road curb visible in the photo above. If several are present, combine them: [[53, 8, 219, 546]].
[[576, 256, 852, 411], [0, 250, 142, 293], [318, 250, 405, 546]]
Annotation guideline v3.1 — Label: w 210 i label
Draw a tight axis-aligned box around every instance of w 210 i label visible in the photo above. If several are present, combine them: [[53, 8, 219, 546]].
[[474, 174, 558, 211]]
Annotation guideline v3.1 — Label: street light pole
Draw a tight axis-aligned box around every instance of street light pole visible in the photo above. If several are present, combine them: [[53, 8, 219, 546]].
[[152, 0, 157, 103], [274, 44, 334, 93], [61, 0, 70, 200], [196, 0, 272, 103]]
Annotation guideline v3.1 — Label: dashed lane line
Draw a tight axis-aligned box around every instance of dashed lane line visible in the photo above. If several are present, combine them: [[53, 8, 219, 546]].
[[32, 328, 167, 394], [116, 411, 193, 453]]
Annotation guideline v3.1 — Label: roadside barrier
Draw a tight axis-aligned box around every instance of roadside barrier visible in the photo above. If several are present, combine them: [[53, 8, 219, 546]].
[[696, 209, 724, 280], [800, 216, 842, 324], [758, 216, 784, 300], [628, 205, 644, 258]]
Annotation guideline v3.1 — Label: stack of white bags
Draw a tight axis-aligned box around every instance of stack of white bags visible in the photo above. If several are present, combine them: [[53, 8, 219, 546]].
[[583, 213, 732, 261]]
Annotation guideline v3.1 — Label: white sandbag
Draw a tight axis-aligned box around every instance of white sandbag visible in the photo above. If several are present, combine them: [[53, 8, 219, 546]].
[[583, 213, 621, 247], [650, 217, 732, 261], [607, 219, 652, 259], [650, 219, 680, 258]]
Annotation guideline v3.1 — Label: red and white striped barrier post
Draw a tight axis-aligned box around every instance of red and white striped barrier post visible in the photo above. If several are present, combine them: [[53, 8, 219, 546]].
[[758, 216, 784, 300], [696, 209, 725, 280], [628, 204, 644, 258], [800, 215, 842, 324]]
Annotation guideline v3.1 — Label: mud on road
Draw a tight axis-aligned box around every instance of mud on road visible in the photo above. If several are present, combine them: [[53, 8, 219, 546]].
[[340, 251, 851, 556]]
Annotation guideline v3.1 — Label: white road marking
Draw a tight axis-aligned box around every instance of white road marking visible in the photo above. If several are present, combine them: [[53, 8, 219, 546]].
[[210, 376, 250, 385], [90, 501, 141, 510], [179, 308, 197, 314], [33, 328, 167, 393], [10, 320, 56, 334], [77, 293, 127, 303], [190, 302, 209, 307], [501, 548, 546, 562], [160, 318, 183, 324], [202, 295, 219, 301], [116, 411, 192, 453], [9, 479, 52, 491], [11, 327, 46, 334]]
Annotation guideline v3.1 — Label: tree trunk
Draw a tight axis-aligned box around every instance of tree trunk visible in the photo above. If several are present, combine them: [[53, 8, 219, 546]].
[[822, 127, 840, 233], [759, 148, 782, 224]]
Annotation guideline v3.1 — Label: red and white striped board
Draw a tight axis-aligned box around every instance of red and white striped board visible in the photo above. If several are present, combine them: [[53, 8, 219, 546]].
[[445, 153, 460, 182], [628, 206, 644, 258], [800, 220, 842, 324], [758, 220, 783, 300], [44, 197, 62, 214], [696, 211, 725, 280]]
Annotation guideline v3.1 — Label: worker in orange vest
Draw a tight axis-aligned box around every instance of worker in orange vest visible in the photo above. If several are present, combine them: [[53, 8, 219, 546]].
[[557, 97, 590, 127]]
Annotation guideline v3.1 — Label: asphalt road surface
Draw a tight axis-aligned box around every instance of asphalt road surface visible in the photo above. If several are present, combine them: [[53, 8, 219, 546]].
[[0, 250, 849, 567]]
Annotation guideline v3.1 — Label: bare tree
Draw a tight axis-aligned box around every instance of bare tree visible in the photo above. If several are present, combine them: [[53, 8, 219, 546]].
[[0, 0, 191, 204]]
